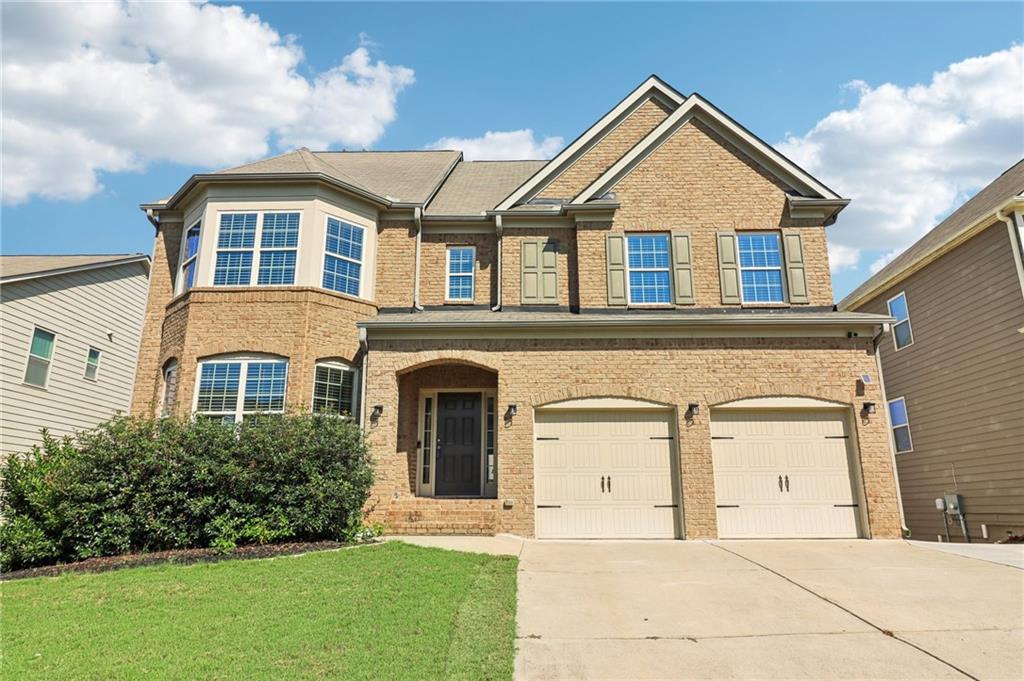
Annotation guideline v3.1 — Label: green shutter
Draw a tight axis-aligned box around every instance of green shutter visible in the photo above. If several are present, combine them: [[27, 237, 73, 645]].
[[783, 232, 810, 304], [670, 232, 694, 305], [540, 239, 559, 305], [606, 233, 627, 306], [521, 239, 541, 304], [717, 232, 741, 305]]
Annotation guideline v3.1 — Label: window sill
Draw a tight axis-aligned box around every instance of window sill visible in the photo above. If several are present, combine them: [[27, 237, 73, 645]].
[[627, 305, 676, 311], [740, 303, 791, 309], [443, 300, 479, 306]]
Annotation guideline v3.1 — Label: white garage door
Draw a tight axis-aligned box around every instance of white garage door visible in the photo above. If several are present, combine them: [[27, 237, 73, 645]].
[[712, 409, 861, 539], [534, 409, 678, 539]]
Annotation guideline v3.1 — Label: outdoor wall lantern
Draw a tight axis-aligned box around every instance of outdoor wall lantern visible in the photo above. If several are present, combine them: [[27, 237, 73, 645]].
[[504, 404, 518, 421], [370, 404, 384, 422], [685, 402, 700, 419], [861, 402, 876, 417]]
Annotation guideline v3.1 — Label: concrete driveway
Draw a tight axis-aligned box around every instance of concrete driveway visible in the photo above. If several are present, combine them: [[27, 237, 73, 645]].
[[515, 540, 1023, 680]]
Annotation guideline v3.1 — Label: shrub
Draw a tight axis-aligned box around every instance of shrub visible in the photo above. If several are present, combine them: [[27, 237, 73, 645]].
[[1, 413, 372, 571]]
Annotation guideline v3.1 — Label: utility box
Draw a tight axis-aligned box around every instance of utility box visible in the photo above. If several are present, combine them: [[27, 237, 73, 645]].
[[943, 493, 963, 515]]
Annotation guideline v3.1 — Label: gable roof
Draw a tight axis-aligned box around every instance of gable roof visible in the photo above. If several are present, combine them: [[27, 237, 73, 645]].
[[572, 93, 842, 204], [840, 159, 1024, 310], [425, 160, 547, 216], [1, 254, 150, 283], [493, 75, 687, 211]]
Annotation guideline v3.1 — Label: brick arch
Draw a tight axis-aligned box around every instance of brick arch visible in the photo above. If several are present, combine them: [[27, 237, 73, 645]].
[[704, 383, 853, 408], [194, 350, 290, 362], [393, 351, 500, 377], [530, 384, 677, 409]]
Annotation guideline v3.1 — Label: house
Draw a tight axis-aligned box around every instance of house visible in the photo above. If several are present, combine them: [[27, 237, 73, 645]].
[[132, 76, 902, 540], [1, 254, 151, 454], [840, 161, 1024, 543]]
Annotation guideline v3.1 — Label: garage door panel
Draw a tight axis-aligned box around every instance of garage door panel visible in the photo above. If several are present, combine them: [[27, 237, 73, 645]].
[[715, 472, 782, 504]]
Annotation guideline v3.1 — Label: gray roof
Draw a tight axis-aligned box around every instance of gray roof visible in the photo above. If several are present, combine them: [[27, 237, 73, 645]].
[[0, 254, 149, 282], [425, 161, 547, 216], [841, 159, 1024, 309], [214, 148, 461, 204]]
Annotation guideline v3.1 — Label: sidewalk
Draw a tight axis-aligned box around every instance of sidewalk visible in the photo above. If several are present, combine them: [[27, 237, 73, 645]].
[[908, 539, 1024, 569]]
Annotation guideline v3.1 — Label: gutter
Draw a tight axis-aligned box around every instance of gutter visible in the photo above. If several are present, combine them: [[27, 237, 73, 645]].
[[871, 323, 910, 537], [412, 207, 424, 311], [491, 215, 503, 311]]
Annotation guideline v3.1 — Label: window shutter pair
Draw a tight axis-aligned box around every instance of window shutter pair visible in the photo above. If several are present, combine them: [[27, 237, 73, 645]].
[[716, 231, 810, 304], [521, 239, 559, 305], [606, 232, 694, 306]]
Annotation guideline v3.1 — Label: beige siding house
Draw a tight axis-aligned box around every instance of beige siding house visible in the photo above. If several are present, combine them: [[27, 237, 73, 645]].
[[841, 160, 1024, 543], [134, 76, 902, 540], [1, 255, 150, 454]]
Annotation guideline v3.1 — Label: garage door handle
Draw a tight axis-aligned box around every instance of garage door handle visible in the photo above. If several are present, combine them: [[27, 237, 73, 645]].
[[537, 505, 562, 509], [607, 476, 611, 493], [785, 475, 789, 492], [601, 476, 605, 493], [778, 475, 783, 492]]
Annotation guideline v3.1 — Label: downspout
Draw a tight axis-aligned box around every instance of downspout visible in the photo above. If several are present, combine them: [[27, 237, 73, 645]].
[[358, 327, 369, 430], [996, 210, 1024, 305], [872, 323, 910, 536], [412, 206, 424, 311], [491, 215, 503, 312]]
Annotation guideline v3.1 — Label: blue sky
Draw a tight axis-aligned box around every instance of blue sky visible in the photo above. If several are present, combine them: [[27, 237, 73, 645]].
[[3, 2, 1022, 299]]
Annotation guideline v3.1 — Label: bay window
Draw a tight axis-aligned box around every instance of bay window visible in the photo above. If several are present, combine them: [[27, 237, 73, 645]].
[[195, 356, 288, 422], [322, 217, 364, 297], [311, 361, 359, 417], [212, 212, 300, 287]]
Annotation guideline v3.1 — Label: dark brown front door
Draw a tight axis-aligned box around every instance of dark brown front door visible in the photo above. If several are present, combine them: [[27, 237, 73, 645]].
[[435, 392, 482, 496]]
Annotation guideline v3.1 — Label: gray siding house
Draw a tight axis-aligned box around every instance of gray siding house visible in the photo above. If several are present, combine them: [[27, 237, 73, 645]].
[[840, 160, 1024, 543], [1, 255, 150, 454]]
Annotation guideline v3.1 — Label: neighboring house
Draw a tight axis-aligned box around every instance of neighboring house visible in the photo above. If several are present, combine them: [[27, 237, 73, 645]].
[[840, 161, 1024, 543], [1, 254, 151, 454], [133, 76, 902, 540]]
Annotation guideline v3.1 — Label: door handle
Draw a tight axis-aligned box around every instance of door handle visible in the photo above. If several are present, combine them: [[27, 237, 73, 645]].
[[785, 475, 790, 492], [601, 476, 605, 493], [778, 475, 783, 492], [607, 476, 611, 493]]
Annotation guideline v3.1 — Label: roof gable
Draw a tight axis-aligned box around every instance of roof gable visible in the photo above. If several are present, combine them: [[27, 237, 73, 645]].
[[0, 254, 150, 283]]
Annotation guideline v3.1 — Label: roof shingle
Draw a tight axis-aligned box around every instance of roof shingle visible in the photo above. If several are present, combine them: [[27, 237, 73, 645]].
[[425, 161, 547, 216]]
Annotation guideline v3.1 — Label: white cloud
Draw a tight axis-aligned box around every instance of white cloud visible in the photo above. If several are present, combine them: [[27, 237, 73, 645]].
[[1, 1, 414, 204], [779, 44, 1024, 273], [428, 129, 564, 160]]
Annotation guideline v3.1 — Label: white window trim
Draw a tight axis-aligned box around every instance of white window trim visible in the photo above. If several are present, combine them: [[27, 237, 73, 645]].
[[624, 232, 672, 307], [310, 359, 360, 419], [887, 291, 914, 351], [736, 231, 788, 305], [321, 214, 365, 299], [23, 326, 57, 389], [887, 396, 914, 454], [416, 388, 498, 498], [212, 211, 303, 288], [84, 347, 102, 382], [445, 245, 476, 302], [192, 353, 289, 423], [177, 219, 202, 295]]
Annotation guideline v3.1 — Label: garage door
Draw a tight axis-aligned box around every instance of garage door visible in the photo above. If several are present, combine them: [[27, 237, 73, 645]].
[[534, 409, 678, 539], [711, 409, 861, 539]]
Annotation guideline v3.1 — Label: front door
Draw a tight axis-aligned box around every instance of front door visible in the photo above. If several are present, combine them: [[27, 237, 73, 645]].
[[435, 392, 482, 496]]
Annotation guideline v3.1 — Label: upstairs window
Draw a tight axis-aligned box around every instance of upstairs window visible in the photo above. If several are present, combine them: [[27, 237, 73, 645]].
[[258, 213, 299, 285], [213, 213, 257, 285], [212, 212, 301, 287], [195, 356, 288, 423], [84, 347, 101, 381], [887, 292, 914, 350], [312, 361, 359, 417], [180, 221, 201, 293], [24, 327, 56, 388], [887, 397, 914, 453], [626, 234, 671, 304], [323, 217, 364, 297], [446, 246, 476, 301], [738, 233, 785, 303]]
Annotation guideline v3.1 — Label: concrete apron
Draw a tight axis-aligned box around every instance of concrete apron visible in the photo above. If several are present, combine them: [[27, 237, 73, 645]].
[[515, 539, 1024, 681]]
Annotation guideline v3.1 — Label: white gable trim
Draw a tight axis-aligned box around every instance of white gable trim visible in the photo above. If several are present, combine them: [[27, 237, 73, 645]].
[[572, 94, 842, 204], [494, 76, 685, 210]]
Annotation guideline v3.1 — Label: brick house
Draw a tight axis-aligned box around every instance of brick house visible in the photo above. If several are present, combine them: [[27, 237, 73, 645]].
[[133, 76, 901, 540]]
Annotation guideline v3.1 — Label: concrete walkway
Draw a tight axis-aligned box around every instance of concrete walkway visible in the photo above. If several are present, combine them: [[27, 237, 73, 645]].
[[515, 540, 1024, 680], [908, 539, 1024, 570]]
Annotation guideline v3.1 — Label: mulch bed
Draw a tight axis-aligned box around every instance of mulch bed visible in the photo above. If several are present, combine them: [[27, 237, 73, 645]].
[[1, 541, 348, 581]]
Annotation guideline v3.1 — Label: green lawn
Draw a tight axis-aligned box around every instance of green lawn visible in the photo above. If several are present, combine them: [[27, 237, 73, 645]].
[[2, 542, 518, 680]]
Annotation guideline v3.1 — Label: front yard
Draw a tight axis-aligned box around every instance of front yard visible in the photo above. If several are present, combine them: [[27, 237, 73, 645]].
[[3, 541, 517, 680]]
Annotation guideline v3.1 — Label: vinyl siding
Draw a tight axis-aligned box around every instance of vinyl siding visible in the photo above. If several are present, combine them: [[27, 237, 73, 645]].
[[857, 221, 1024, 542], [1, 262, 149, 454]]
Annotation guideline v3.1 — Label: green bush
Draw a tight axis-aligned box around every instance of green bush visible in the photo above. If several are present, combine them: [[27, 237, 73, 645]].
[[1, 413, 372, 571]]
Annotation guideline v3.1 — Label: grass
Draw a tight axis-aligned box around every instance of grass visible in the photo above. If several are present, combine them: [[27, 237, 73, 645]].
[[2, 541, 518, 680]]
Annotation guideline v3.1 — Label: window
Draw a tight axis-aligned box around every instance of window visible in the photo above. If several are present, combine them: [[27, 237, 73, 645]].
[[887, 292, 914, 350], [626, 234, 671, 304], [84, 347, 101, 381], [180, 221, 201, 293], [312, 361, 359, 417], [485, 397, 496, 483], [888, 397, 914, 453], [738, 233, 785, 303], [24, 327, 56, 387], [322, 217, 364, 296], [195, 357, 288, 422], [421, 397, 433, 485], [213, 212, 301, 287], [446, 246, 475, 301], [161, 360, 179, 417]]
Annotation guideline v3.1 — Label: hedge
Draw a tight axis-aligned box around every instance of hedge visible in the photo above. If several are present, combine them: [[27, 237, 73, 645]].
[[1, 413, 374, 571]]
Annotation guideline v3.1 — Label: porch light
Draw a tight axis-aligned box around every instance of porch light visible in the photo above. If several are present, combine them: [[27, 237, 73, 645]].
[[504, 404, 518, 421], [686, 402, 700, 418], [370, 404, 384, 421], [861, 402, 876, 416]]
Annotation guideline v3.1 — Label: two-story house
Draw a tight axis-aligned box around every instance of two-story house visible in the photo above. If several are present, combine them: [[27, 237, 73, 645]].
[[841, 160, 1024, 543], [133, 76, 901, 540]]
